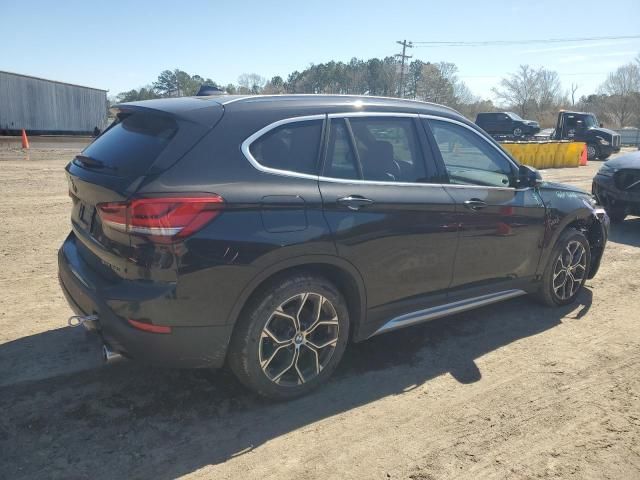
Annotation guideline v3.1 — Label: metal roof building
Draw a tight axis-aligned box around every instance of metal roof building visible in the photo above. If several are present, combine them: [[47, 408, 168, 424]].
[[0, 71, 108, 135]]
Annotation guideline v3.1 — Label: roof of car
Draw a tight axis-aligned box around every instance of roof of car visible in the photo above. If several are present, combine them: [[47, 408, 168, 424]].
[[116, 94, 464, 123], [560, 111, 593, 115]]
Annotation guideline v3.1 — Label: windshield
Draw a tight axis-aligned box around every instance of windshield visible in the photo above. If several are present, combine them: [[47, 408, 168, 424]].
[[583, 114, 598, 128], [507, 112, 523, 120]]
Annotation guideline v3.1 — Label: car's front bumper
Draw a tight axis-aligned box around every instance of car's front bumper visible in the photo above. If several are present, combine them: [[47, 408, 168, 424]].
[[600, 144, 621, 156], [587, 207, 609, 279], [593, 175, 640, 209], [58, 233, 233, 368]]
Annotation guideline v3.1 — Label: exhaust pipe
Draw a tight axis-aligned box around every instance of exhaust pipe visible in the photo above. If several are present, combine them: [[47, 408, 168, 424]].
[[102, 344, 124, 364]]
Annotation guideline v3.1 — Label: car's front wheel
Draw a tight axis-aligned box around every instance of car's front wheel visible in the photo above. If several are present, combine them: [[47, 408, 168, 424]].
[[228, 274, 349, 399], [513, 127, 523, 137], [536, 229, 591, 307], [587, 143, 599, 161]]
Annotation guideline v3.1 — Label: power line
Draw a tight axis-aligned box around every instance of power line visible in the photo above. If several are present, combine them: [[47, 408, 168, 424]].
[[395, 40, 413, 97], [411, 34, 640, 47]]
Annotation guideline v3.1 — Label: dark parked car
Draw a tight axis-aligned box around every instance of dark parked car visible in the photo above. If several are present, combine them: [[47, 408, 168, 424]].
[[59, 95, 609, 398], [592, 150, 640, 222], [475, 112, 540, 138]]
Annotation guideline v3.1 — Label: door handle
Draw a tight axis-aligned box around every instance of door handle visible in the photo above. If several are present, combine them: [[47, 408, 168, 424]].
[[337, 195, 374, 211], [463, 199, 487, 211]]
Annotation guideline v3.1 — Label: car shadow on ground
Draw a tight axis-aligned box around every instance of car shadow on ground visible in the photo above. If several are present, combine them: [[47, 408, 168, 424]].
[[608, 217, 640, 248], [0, 290, 592, 479]]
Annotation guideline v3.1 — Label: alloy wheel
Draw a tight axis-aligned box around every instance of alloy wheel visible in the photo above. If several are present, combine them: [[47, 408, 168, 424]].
[[552, 240, 587, 300], [259, 293, 339, 386]]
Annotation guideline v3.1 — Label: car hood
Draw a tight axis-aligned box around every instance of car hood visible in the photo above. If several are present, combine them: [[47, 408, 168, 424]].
[[539, 181, 590, 196], [603, 150, 640, 170], [587, 127, 618, 137]]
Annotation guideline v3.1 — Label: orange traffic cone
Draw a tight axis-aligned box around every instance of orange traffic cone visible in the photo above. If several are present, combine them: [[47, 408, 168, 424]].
[[21, 129, 30, 149], [579, 144, 587, 166]]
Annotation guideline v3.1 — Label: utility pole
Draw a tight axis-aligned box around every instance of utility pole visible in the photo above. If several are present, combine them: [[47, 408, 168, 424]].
[[395, 40, 413, 98]]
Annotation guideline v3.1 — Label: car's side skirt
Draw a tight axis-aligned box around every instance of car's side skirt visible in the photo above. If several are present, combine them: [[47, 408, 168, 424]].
[[369, 289, 527, 337]]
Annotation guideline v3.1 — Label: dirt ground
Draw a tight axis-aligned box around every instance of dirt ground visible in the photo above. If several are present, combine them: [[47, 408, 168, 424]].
[[1, 142, 639, 480]]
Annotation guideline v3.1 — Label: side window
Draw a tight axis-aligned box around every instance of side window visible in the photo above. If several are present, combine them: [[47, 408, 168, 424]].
[[325, 119, 360, 179], [349, 117, 427, 182], [428, 119, 514, 188], [249, 120, 322, 175]]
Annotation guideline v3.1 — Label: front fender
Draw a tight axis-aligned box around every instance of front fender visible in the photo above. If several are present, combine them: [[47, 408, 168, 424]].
[[536, 188, 609, 278]]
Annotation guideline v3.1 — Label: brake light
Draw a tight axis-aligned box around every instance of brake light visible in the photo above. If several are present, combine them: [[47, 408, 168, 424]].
[[97, 195, 224, 242]]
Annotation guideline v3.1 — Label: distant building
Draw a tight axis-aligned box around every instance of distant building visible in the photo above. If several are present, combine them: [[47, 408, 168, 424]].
[[0, 71, 108, 135]]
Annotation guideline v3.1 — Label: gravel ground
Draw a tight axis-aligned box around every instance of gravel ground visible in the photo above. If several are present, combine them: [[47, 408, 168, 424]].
[[1, 143, 639, 480]]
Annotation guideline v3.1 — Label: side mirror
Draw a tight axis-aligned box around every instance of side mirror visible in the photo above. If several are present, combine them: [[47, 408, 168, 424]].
[[518, 164, 542, 188]]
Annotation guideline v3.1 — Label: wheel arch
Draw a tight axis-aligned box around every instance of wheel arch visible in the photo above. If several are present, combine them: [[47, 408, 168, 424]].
[[226, 255, 368, 342], [538, 212, 606, 279]]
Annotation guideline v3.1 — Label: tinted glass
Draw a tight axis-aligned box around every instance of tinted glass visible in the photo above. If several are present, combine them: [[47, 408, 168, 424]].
[[81, 113, 178, 178], [250, 120, 322, 175], [429, 120, 513, 188], [349, 117, 426, 182], [325, 119, 359, 179]]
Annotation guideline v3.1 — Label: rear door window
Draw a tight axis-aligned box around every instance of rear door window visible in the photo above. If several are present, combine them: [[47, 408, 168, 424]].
[[324, 119, 360, 179], [323, 116, 428, 183], [79, 113, 178, 178], [249, 119, 323, 175]]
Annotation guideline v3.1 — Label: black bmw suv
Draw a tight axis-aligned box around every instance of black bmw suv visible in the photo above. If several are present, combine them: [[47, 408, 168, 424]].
[[59, 95, 609, 398]]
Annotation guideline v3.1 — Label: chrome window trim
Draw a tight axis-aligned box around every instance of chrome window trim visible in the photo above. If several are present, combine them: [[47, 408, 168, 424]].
[[241, 111, 523, 191]]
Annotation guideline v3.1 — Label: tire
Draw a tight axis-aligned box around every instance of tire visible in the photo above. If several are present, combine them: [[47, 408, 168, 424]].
[[536, 229, 591, 307], [587, 143, 599, 161], [513, 127, 523, 137], [227, 273, 350, 399]]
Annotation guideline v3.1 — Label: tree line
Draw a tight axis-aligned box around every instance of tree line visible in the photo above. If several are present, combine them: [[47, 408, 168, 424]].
[[116, 54, 640, 128]]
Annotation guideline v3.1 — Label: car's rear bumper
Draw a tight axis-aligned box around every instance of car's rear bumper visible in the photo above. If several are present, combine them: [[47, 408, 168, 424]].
[[58, 233, 233, 368]]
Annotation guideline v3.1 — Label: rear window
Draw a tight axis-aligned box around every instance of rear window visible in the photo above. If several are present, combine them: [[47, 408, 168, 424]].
[[249, 120, 322, 175], [79, 113, 178, 178]]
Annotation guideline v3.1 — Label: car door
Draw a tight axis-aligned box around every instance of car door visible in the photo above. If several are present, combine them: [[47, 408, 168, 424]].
[[500, 113, 512, 134], [423, 117, 546, 298], [319, 113, 459, 328]]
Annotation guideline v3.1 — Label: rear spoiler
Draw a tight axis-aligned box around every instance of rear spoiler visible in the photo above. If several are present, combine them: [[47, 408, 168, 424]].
[[112, 97, 224, 128]]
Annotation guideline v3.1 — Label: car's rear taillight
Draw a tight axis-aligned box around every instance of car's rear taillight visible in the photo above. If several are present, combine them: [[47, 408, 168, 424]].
[[97, 195, 224, 242]]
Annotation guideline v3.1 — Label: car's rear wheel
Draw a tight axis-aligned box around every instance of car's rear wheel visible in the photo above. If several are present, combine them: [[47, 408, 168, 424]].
[[228, 274, 349, 399], [536, 229, 591, 307]]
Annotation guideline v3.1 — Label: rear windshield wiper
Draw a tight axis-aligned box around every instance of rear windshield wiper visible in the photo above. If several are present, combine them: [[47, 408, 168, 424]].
[[74, 155, 117, 171]]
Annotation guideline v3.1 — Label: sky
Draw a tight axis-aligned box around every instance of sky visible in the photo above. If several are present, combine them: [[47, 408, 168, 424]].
[[2, 0, 639, 102]]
